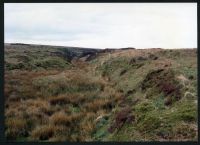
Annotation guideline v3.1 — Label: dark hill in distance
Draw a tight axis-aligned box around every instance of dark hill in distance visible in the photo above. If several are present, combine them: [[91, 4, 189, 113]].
[[4, 43, 139, 63], [5, 43, 102, 62]]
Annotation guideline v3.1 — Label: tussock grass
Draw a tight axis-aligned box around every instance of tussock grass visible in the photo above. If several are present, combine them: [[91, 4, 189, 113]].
[[31, 125, 57, 141], [5, 46, 197, 141], [5, 118, 28, 140]]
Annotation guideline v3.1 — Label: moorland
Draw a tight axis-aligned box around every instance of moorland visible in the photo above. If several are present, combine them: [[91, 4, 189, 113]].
[[4, 43, 198, 141]]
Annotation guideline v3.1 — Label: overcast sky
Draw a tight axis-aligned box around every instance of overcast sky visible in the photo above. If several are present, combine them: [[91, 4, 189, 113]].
[[5, 3, 197, 49]]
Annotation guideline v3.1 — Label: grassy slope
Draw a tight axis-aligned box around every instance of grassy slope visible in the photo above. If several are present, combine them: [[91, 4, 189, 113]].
[[93, 49, 197, 141], [4, 44, 197, 141]]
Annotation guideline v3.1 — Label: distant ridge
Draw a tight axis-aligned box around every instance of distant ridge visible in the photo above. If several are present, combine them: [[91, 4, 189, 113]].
[[5, 43, 101, 50]]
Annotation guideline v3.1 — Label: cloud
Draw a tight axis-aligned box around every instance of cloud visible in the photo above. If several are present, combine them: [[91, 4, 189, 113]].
[[5, 3, 197, 48]]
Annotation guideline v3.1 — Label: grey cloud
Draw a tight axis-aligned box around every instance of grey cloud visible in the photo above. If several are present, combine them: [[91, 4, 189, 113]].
[[5, 3, 197, 48]]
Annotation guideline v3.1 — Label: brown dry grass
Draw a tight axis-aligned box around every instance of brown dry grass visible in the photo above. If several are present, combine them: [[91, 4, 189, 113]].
[[30, 125, 67, 141], [50, 112, 73, 126], [5, 118, 28, 140], [5, 63, 123, 141]]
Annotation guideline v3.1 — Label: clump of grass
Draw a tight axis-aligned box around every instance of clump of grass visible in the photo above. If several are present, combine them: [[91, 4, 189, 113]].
[[49, 93, 86, 107], [30, 124, 71, 141], [5, 118, 28, 140], [32, 73, 102, 97], [50, 112, 73, 126], [49, 95, 69, 105], [50, 112, 83, 126], [79, 120, 95, 138], [136, 112, 162, 133], [31, 125, 55, 141], [170, 101, 197, 123], [172, 122, 197, 141], [85, 99, 113, 112], [134, 101, 155, 113]]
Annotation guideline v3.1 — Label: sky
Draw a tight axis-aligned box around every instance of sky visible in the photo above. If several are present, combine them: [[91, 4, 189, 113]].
[[4, 3, 197, 49]]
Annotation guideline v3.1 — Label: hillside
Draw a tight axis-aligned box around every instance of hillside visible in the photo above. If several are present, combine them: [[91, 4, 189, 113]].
[[4, 43, 197, 141]]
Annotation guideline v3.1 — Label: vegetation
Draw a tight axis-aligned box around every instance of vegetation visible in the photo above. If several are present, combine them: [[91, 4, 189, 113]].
[[5, 44, 197, 141]]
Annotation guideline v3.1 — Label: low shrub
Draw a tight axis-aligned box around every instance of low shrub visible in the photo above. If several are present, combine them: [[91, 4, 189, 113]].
[[158, 81, 181, 101], [108, 107, 134, 133]]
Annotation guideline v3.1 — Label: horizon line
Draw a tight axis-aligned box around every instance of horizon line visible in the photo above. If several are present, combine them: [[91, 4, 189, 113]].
[[4, 42, 197, 50]]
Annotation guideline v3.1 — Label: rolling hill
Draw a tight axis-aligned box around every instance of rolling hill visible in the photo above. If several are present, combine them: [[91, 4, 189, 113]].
[[4, 43, 197, 141]]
